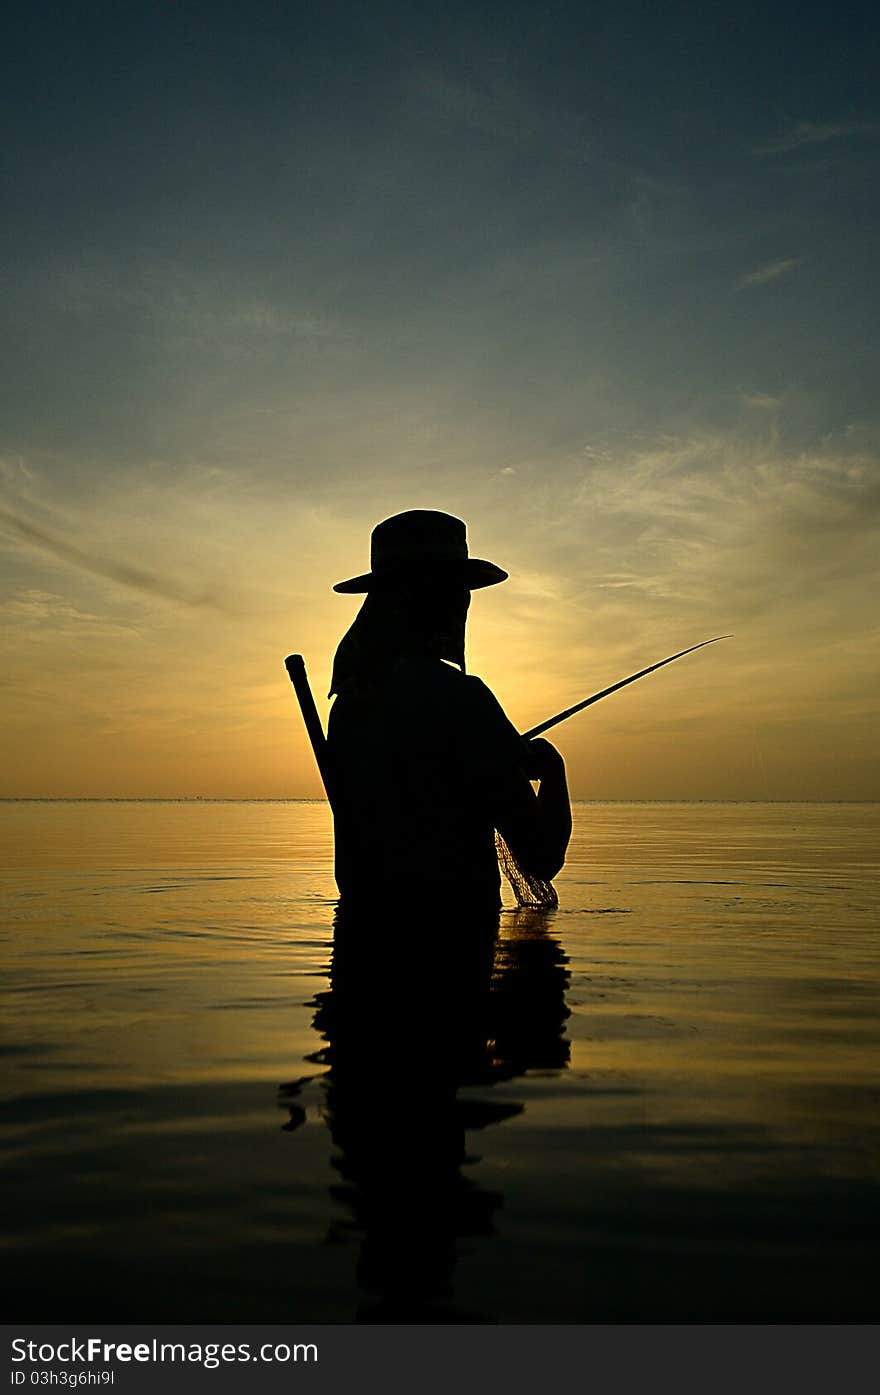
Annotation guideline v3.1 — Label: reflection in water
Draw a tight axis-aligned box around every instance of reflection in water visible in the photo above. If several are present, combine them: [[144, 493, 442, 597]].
[[280, 908, 570, 1322]]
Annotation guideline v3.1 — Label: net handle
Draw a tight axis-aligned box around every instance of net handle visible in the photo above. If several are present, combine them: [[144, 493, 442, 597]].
[[285, 654, 336, 808]]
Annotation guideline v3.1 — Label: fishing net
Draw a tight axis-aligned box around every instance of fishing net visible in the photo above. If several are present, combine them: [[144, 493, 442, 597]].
[[495, 832, 558, 910]]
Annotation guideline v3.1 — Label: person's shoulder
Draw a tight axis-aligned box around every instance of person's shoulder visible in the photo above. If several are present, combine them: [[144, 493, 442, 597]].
[[408, 661, 499, 704], [393, 660, 496, 710], [394, 657, 467, 688], [460, 672, 501, 709], [460, 675, 521, 746]]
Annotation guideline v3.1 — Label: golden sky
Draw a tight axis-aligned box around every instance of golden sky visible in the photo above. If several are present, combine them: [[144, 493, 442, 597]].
[[2, 427, 877, 798], [2, 5, 878, 798]]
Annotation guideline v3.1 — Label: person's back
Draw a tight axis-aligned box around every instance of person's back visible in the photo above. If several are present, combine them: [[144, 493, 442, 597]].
[[329, 655, 528, 911]]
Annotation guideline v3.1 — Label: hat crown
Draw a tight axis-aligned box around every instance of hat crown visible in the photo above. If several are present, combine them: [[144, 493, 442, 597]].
[[370, 510, 468, 571]]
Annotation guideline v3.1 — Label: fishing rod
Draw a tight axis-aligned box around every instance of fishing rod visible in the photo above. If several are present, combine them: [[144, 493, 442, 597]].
[[522, 635, 732, 740], [287, 637, 733, 784], [501, 634, 731, 909]]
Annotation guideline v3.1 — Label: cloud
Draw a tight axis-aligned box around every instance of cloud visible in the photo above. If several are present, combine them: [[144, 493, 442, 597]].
[[741, 393, 781, 410], [738, 258, 803, 288], [568, 432, 880, 619], [31, 252, 351, 363], [519, 428, 870, 615], [0, 507, 234, 611], [757, 119, 880, 156], [411, 68, 586, 158], [0, 588, 139, 640]]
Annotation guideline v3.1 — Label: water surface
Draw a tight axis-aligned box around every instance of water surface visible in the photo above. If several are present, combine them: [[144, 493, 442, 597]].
[[2, 800, 878, 1321]]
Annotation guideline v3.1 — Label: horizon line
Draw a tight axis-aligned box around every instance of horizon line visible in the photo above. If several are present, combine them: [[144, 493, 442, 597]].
[[1, 796, 878, 805]]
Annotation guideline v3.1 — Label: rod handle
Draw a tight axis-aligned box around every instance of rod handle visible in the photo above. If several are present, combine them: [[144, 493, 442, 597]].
[[285, 654, 335, 806]]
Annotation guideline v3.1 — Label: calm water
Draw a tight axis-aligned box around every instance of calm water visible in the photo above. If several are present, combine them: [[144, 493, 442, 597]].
[[2, 800, 878, 1322]]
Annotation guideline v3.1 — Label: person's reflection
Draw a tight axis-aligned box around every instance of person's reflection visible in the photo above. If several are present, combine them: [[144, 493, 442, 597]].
[[280, 907, 570, 1323]]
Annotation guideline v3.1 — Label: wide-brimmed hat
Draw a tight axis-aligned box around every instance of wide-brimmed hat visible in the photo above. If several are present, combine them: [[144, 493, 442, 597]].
[[333, 510, 508, 594]]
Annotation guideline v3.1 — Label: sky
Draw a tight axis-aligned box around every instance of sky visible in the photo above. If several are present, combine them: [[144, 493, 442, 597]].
[[2, 0, 878, 798]]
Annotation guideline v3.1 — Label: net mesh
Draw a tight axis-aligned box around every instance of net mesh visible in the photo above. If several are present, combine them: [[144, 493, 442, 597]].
[[495, 832, 558, 910]]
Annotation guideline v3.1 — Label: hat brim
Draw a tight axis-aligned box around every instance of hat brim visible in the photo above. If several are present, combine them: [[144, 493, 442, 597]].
[[333, 557, 508, 594]]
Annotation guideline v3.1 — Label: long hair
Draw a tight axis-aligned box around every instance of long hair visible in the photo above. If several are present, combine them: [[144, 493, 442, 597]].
[[329, 575, 470, 698]]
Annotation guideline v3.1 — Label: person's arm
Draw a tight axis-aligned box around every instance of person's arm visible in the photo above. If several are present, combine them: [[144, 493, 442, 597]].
[[464, 677, 572, 881], [514, 736, 572, 880]]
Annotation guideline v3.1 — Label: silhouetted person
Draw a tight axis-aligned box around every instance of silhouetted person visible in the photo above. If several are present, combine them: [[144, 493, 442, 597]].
[[327, 510, 571, 914]]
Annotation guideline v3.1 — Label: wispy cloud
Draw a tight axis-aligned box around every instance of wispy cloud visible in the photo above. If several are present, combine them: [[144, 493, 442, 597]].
[[0, 589, 140, 640], [412, 69, 585, 157], [757, 119, 880, 156], [0, 508, 234, 611], [38, 252, 348, 352], [738, 258, 803, 288], [741, 392, 781, 410], [567, 431, 880, 626]]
